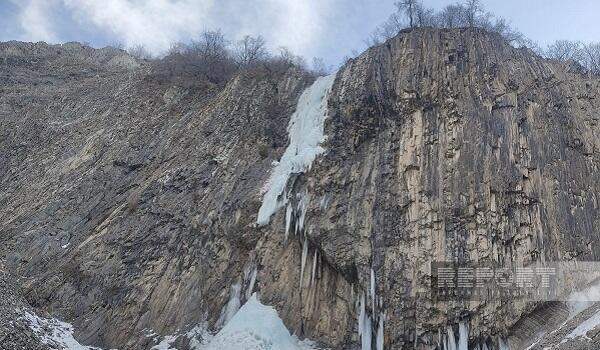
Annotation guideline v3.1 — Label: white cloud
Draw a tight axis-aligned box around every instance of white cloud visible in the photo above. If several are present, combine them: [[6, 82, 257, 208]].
[[13, 0, 60, 43], [56, 0, 334, 57], [7, 0, 339, 60], [265, 0, 331, 57], [62, 0, 215, 54]]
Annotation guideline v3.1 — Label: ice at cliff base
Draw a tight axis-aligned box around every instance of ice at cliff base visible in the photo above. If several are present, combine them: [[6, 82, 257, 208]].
[[203, 293, 319, 350]]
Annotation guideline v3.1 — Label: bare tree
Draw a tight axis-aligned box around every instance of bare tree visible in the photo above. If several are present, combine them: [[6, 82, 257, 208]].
[[166, 42, 188, 55], [128, 44, 152, 59], [190, 30, 229, 59], [545, 40, 582, 61], [414, 3, 437, 27], [365, 0, 559, 55], [464, 0, 482, 27], [580, 43, 600, 75], [396, 0, 419, 28], [544, 40, 600, 76], [187, 30, 236, 83], [366, 12, 405, 46], [490, 18, 527, 46], [234, 35, 268, 67], [438, 4, 467, 28], [277, 46, 307, 68]]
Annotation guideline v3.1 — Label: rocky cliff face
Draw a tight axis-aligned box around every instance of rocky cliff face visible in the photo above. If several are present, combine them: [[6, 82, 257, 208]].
[[2, 28, 600, 350]]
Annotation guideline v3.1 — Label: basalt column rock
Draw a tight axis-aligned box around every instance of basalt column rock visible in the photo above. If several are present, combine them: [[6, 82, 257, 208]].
[[3, 28, 600, 350], [301, 27, 600, 348]]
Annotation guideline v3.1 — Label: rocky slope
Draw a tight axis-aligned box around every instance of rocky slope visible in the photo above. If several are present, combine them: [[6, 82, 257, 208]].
[[0, 264, 49, 350], [2, 28, 600, 349]]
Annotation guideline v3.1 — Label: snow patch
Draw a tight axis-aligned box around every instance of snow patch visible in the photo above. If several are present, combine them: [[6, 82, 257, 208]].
[[563, 310, 600, 342], [22, 311, 100, 350], [151, 335, 178, 350], [256, 74, 336, 227], [147, 323, 213, 350]]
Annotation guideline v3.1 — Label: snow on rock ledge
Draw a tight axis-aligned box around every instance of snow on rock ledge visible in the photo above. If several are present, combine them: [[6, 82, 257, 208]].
[[256, 73, 336, 227]]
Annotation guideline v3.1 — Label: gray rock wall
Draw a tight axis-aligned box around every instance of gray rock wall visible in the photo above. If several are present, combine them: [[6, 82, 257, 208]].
[[2, 28, 600, 349]]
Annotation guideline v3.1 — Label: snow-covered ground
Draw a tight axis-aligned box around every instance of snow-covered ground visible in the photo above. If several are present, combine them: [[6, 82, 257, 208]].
[[18, 290, 321, 350], [563, 310, 600, 342], [21, 310, 100, 350], [199, 293, 320, 350], [150, 293, 322, 350]]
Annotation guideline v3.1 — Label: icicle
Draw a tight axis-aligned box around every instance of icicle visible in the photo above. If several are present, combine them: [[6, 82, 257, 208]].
[[482, 342, 489, 350], [310, 250, 318, 286], [299, 237, 308, 290], [295, 217, 300, 236], [498, 338, 510, 350], [255, 74, 336, 227], [358, 293, 366, 336], [458, 322, 468, 350], [376, 312, 384, 350], [370, 268, 376, 313], [217, 283, 242, 327], [414, 330, 418, 349], [285, 203, 292, 241], [297, 193, 308, 234], [362, 314, 372, 350], [357, 292, 372, 350], [246, 268, 257, 300], [447, 327, 457, 350], [319, 194, 329, 210]]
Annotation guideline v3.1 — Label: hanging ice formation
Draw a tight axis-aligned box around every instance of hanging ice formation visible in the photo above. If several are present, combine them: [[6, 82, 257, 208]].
[[300, 237, 309, 290], [357, 292, 372, 350], [216, 283, 242, 327], [447, 326, 457, 350], [376, 312, 385, 350], [243, 264, 258, 300], [498, 337, 510, 350], [256, 73, 336, 227], [440, 321, 471, 350], [356, 267, 385, 350], [458, 322, 469, 350], [310, 250, 318, 286], [370, 268, 376, 314]]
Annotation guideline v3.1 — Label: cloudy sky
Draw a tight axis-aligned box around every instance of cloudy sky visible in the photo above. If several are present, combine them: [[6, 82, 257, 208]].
[[1, 0, 599, 66]]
